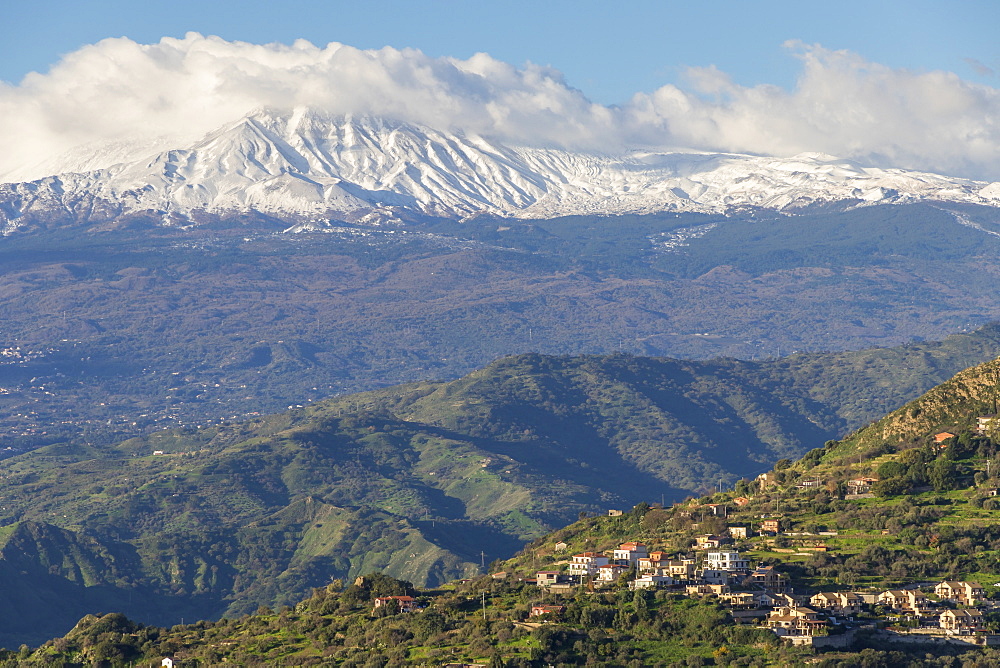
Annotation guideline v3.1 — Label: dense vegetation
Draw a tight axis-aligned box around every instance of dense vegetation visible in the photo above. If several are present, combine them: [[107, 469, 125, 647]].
[[630, 353, 1000, 595], [2, 568, 788, 667], [13, 351, 1000, 663], [4, 202, 1000, 451], [4, 200, 1000, 656], [4, 327, 1000, 645]]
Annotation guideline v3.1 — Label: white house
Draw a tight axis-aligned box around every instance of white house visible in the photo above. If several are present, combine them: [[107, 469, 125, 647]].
[[631, 574, 673, 589], [728, 526, 749, 539], [612, 541, 648, 566], [596, 563, 628, 582], [705, 551, 750, 573], [568, 552, 610, 577]]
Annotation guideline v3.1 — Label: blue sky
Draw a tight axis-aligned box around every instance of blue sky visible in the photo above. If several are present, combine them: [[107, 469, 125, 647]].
[[3, 0, 998, 105], [1, 0, 998, 181]]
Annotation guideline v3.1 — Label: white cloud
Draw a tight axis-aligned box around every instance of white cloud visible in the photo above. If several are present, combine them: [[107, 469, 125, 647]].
[[1, 34, 998, 182], [626, 42, 1000, 180]]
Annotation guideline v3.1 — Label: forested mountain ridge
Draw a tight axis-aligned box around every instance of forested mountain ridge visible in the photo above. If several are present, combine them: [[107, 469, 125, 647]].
[[16, 353, 1000, 665], [319, 334, 1000, 494], [825, 354, 1000, 461], [2, 328, 1000, 645]]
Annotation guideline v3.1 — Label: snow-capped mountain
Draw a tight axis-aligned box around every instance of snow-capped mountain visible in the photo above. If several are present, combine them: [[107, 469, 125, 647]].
[[2, 108, 998, 233]]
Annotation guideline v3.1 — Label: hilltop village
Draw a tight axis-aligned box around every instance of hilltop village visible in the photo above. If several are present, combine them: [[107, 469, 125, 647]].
[[12, 371, 1000, 664], [502, 412, 1000, 656], [528, 533, 996, 649]]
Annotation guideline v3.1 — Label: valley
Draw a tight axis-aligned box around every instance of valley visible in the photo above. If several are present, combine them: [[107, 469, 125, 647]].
[[11, 353, 1000, 664], [3, 203, 1000, 454], [1, 328, 1000, 647]]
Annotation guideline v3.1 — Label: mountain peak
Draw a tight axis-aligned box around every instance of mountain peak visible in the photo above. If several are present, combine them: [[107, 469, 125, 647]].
[[1, 109, 996, 233]]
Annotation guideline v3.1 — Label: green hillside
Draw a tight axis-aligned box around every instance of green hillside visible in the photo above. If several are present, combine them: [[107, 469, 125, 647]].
[[14, 353, 1000, 663], [4, 570, 792, 667], [1, 328, 1000, 646], [344, 327, 1000, 492]]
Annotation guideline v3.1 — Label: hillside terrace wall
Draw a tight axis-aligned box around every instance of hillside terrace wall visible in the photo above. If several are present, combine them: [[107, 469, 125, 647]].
[[872, 629, 1000, 647]]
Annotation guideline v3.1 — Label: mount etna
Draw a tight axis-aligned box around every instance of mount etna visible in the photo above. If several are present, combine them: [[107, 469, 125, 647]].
[[2, 107, 1000, 651], [2, 109, 997, 231], [2, 9, 1000, 660]]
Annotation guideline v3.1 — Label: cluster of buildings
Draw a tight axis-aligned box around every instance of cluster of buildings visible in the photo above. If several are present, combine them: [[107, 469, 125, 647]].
[[765, 580, 992, 640], [538, 540, 775, 593], [532, 539, 995, 643], [535, 540, 795, 616], [526, 418, 1000, 644]]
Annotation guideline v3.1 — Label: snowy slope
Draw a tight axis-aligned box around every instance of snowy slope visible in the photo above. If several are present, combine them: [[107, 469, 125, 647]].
[[1, 108, 998, 232]]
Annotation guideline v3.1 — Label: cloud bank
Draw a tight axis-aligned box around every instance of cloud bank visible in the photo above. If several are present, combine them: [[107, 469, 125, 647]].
[[1, 33, 998, 182]]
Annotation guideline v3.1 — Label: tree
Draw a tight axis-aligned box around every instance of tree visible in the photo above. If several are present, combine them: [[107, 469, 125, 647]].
[[630, 502, 650, 518], [873, 477, 910, 497], [876, 461, 906, 479], [929, 459, 958, 492], [800, 448, 824, 468], [641, 509, 670, 531]]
